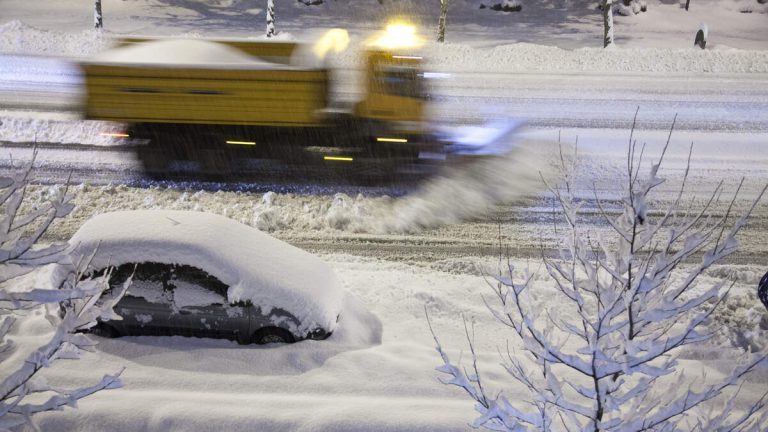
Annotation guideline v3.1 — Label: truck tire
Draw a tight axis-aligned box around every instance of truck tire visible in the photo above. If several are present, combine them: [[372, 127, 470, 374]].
[[137, 147, 171, 177], [194, 148, 235, 177]]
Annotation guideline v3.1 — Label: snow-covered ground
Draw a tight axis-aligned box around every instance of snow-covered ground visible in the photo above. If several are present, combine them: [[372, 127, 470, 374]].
[[1, 0, 768, 431], [0, 0, 766, 50], [6, 251, 767, 431]]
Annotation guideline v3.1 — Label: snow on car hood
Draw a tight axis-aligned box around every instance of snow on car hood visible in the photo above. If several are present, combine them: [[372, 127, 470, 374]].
[[54, 210, 342, 335]]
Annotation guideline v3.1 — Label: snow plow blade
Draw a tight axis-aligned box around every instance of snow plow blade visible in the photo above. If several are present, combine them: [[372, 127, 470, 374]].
[[436, 119, 525, 157]]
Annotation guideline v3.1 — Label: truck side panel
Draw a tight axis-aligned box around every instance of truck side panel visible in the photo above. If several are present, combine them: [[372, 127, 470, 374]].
[[82, 65, 328, 127]]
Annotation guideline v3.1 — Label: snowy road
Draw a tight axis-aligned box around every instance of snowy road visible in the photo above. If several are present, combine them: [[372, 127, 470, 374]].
[[1, 56, 767, 266], [430, 71, 768, 132], [2, 54, 768, 131], [1, 129, 766, 267]]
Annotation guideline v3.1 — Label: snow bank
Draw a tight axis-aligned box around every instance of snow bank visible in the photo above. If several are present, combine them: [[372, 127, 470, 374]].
[[421, 42, 768, 73], [0, 113, 125, 146], [56, 210, 344, 336], [0, 20, 109, 57], [24, 139, 549, 238], [2, 20, 767, 73]]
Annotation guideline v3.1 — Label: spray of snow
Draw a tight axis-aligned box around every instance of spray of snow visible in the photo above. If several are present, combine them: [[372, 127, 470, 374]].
[[374, 139, 550, 233], [36, 140, 551, 236]]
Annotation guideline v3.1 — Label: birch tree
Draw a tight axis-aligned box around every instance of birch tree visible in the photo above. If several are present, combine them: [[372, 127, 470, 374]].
[[430, 118, 768, 431], [0, 153, 128, 430], [94, 0, 103, 29], [266, 0, 276, 38], [602, 0, 614, 48], [437, 0, 449, 43]]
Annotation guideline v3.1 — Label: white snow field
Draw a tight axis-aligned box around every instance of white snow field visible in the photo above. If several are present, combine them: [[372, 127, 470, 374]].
[[1, 0, 767, 431]]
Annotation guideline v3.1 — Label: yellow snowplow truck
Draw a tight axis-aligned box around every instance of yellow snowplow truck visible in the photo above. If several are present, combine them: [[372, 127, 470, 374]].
[[81, 25, 440, 177]]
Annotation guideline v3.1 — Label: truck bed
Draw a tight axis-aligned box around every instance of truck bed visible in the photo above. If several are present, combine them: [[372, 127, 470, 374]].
[[81, 39, 329, 127]]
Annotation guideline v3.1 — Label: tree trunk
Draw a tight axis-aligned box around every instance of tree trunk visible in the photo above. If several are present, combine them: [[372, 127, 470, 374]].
[[685, 0, 691, 11], [602, 0, 614, 48], [266, 0, 276, 38], [437, 0, 449, 43], [94, 0, 103, 29]]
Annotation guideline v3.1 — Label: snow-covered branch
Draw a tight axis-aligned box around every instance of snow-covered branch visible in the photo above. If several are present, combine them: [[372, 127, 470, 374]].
[[431, 123, 767, 430], [0, 159, 128, 429]]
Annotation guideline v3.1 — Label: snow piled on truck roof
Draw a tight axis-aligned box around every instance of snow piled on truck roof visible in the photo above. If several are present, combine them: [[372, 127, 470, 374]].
[[57, 210, 343, 336], [89, 38, 285, 68]]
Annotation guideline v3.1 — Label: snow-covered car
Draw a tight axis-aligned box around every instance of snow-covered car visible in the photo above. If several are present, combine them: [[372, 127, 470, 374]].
[[53, 210, 343, 344]]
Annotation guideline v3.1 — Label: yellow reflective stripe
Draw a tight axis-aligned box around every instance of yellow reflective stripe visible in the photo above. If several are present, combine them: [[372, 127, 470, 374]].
[[100, 132, 129, 138]]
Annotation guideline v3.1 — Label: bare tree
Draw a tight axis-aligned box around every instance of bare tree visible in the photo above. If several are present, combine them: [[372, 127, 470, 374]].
[[437, 0, 449, 43], [430, 118, 768, 430], [0, 153, 128, 429], [94, 0, 103, 29], [266, 0, 276, 38]]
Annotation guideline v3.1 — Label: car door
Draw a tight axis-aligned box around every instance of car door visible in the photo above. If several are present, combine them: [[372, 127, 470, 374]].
[[113, 263, 179, 337], [167, 264, 249, 342]]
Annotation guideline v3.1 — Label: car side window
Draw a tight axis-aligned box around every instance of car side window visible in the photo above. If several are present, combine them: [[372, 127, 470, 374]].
[[109, 262, 174, 304], [169, 265, 228, 298], [102, 262, 229, 308], [167, 264, 228, 309]]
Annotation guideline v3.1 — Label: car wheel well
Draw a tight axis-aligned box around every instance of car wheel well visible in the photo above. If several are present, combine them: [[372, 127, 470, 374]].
[[252, 326, 295, 345], [91, 322, 121, 338]]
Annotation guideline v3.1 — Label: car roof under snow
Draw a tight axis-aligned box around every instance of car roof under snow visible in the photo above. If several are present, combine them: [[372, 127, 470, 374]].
[[57, 210, 342, 335]]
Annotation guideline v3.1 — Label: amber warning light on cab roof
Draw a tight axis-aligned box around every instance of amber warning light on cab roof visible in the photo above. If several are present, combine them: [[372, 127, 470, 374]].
[[366, 21, 425, 50]]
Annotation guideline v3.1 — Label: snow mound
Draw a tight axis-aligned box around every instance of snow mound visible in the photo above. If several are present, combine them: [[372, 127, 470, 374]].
[[707, 293, 768, 352]]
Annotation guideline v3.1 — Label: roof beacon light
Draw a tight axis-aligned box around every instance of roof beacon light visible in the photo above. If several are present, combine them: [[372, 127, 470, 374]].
[[367, 21, 424, 50]]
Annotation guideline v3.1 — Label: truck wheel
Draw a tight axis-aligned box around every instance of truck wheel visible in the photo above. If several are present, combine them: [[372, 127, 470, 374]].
[[137, 147, 171, 177], [252, 327, 295, 345], [197, 149, 234, 177]]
